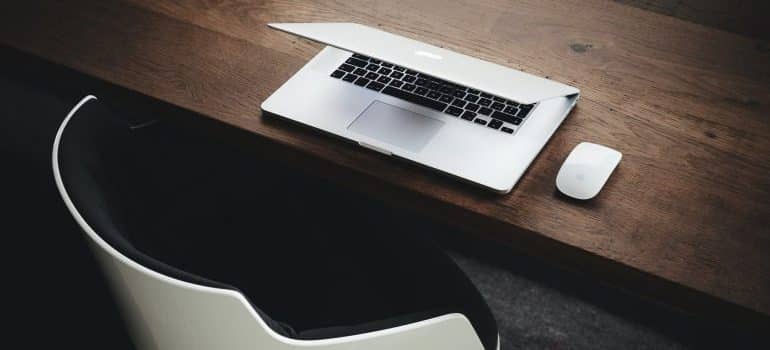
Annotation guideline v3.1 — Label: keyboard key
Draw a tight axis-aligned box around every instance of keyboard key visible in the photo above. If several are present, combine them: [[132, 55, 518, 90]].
[[339, 64, 355, 72], [393, 66, 405, 72], [501, 126, 514, 134], [365, 72, 379, 80], [454, 90, 465, 98], [461, 111, 477, 121], [331, 70, 345, 78], [491, 102, 505, 110], [381, 62, 393, 68], [452, 99, 466, 108], [466, 103, 479, 112], [366, 81, 385, 91], [406, 69, 419, 75], [478, 107, 493, 116], [415, 86, 429, 95], [377, 76, 392, 84], [391, 71, 404, 79], [491, 110, 518, 123], [446, 106, 463, 116], [366, 63, 379, 71], [478, 98, 491, 106], [510, 117, 522, 125], [403, 75, 416, 83], [439, 85, 454, 94], [346, 58, 368, 67], [427, 81, 440, 90], [402, 84, 416, 92], [381, 86, 448, 112], [474, 118, 487, 125], [352, 53, 370, 60], [415, 78, 427, 86], [427, 91, 441, 99], [504, 106, 518, 115], [378, 67, 392, 75], [506, 100, 519, 107], [439, 94, 453, 103], [467, 88, 480, 95], [354, 77, 370, 86], [464, 94, 479, 102], [493, 96, 505, 102], [488, 119, 503, 129], [353, 68, 367, 76], [342, 73, 357, 82], [369, 58, 381, 64], [480, 92, 492, 98], [518, 104, 534, 117], [390, 80, 404, 88]]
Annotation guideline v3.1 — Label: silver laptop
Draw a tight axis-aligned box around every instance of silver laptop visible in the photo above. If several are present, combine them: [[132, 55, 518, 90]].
[[262, 23, 580, 193]]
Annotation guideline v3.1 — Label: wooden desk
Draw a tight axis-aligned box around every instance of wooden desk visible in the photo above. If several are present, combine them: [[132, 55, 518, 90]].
[[3, 0, 768, 325]]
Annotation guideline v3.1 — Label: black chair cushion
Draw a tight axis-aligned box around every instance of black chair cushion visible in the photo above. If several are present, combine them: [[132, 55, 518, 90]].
[[57, 98, 498, 350]]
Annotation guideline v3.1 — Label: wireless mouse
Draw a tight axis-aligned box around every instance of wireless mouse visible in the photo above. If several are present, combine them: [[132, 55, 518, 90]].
[[556, 142, 622, 200]]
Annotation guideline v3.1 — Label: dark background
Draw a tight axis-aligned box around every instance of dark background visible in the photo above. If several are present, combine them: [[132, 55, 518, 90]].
[[2, 40, 769, 349], [615, 0, 770, 40]]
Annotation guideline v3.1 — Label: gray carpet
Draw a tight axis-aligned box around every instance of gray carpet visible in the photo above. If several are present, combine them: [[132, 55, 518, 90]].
[[450, 251, 683, 349]]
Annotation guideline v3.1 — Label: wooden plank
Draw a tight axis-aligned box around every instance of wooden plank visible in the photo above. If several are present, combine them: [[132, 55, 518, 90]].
[[1, 0, 768, 325]]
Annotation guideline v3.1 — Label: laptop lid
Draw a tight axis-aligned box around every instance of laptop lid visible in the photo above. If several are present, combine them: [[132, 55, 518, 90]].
[[268, 22, 579, 105]]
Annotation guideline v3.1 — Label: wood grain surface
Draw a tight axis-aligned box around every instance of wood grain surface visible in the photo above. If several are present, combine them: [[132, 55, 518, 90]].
[[2, 0, 768, 326]]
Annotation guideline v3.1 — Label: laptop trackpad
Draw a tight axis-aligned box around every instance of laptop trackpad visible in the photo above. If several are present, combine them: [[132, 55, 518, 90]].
[[348, 101, 443, 153]]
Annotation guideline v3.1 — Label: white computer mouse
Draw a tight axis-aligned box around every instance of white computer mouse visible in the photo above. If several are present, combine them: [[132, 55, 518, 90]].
[[556, 142, 622, 200]]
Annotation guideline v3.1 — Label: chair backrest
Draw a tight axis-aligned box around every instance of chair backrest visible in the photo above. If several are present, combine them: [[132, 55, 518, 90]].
[[52, 95, 485, 350]]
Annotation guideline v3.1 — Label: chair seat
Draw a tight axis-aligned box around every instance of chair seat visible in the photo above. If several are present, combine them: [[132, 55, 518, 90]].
[[58, 99, 498, 350]]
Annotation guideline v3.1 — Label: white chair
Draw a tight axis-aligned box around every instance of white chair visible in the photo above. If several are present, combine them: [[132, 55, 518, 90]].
[[53, 95, 499, 350]]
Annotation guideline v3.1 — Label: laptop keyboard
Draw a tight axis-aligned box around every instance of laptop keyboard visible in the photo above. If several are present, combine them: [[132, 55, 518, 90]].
[[330, 53, 536, 135]]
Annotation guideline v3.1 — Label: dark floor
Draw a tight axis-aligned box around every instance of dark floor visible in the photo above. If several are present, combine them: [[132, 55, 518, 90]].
[[1, 47, 767, 349], [442, 226, 768, 349], [453, 252, 682, 349]]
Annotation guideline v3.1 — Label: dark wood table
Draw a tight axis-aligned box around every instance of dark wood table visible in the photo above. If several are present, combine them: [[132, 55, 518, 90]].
[[3, 0, 769, 326]]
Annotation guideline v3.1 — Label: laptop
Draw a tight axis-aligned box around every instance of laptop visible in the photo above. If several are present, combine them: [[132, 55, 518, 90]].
[[262, 23, 580, 193]]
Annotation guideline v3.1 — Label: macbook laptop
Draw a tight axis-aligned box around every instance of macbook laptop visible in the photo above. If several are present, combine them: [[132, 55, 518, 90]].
[[262, 23, 579, 193]]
